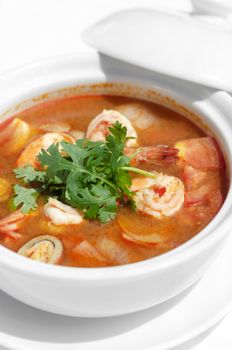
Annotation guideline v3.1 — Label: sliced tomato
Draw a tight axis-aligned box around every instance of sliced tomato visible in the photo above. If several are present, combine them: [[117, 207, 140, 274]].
[[184, 161, 222, 209], [194, 190, 223, 222], [151, 186, 166, 197], [185, 185, 211, 206], [209, 189, 223, 214], [183, 165, 207, 191], [185, 181, 223, 212], [176, 137, 224, 170]]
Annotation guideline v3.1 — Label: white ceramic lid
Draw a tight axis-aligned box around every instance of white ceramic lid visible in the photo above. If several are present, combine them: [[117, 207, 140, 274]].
[[192, 0, 232, 17], [83, 6, 232, 92]]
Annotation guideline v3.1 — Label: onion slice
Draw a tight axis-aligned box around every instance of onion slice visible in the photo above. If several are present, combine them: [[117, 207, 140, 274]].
[[69, 130, 85, 140], [121, 231, 165, 246], [18, 235, 63, 264], [96, 236, 130, 265], [73, 240, 107, 263], [118, 212, 167, 247]]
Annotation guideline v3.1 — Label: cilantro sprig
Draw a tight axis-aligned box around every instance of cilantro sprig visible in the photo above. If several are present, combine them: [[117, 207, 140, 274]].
[[13, 122, 157, 223], [13, 184, 39, 214]]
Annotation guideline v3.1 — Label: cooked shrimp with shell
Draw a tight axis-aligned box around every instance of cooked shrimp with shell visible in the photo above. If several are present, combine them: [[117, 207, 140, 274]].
[[17, 132, 75, 168], [86, 109, 138, 147], [131, 172, 185, 218], [44, 198, 83, 226], [0, 94, 227, 267]]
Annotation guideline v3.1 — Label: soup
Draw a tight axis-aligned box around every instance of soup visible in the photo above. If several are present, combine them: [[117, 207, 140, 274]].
[[0, 94, 227, 267]]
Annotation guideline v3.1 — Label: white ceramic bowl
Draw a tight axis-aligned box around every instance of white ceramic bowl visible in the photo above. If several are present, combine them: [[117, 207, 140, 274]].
[[0, 52, 231, 317]]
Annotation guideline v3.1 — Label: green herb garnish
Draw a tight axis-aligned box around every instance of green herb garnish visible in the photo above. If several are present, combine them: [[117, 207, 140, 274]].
[[14, 165, 46, 183], [13, 122, 157, 222], [13, 184, 39, 214]]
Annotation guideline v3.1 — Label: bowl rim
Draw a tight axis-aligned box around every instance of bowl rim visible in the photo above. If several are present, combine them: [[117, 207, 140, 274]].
[[0, 51, 232, 281]]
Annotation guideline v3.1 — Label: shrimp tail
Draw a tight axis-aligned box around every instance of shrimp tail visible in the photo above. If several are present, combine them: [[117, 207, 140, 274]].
[[127, 145, 179, 165]]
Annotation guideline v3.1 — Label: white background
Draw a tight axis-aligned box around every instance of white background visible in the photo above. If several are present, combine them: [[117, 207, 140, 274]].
[[0, 0, 231, 349]]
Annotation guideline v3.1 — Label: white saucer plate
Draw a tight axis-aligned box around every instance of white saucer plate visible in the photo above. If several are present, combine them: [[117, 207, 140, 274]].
[[0, 237, 231, 350]]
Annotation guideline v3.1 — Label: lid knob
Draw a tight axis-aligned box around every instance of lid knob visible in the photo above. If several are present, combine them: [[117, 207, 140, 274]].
[[191, 0, 232, 18]]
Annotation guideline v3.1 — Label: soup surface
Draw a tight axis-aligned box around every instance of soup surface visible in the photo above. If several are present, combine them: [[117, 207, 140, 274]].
[[0, 94, 227, 267]]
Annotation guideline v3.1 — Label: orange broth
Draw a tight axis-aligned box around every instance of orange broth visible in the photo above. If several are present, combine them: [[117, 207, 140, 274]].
[[0, 95, 228, 267]]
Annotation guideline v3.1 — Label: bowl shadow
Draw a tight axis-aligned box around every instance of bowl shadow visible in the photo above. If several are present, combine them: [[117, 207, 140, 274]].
[[0, 281, 198, 344]]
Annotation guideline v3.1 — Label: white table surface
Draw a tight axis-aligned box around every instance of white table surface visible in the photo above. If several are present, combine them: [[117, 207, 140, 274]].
[[0, 1, 231, 349]]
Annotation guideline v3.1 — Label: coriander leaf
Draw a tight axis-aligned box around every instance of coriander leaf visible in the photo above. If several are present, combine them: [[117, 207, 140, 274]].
[[106, 122, 133, 198], [97, 197, 118, 223], [14, 165, 46, 183], [108, 121, 127, 148], [66, 173, 114, 208], [38, 143, 73, 177], [61, 140, 89, 165], [84, 204, 98, 220], [65, 171, 117, 222], [107, 122, 127, 162], [13, 184, 39, 213]]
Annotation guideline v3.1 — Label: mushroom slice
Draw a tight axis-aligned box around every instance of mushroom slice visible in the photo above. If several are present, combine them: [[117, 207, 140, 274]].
[[69, 130, 85, 140], [117, 103, 156, 130], [39, 122, 71, 133], [18, 235, 63, 264]]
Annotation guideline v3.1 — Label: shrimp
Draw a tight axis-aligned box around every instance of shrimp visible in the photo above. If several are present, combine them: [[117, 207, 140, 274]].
[[87, 109, 178, 165], [125, 145, 179, 166], [44, 198, 83, 225], [86, 109, 137, 147], [131, 172, 185, 218], [0, 211, 26, 240], [17, 132, 75, 168]]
